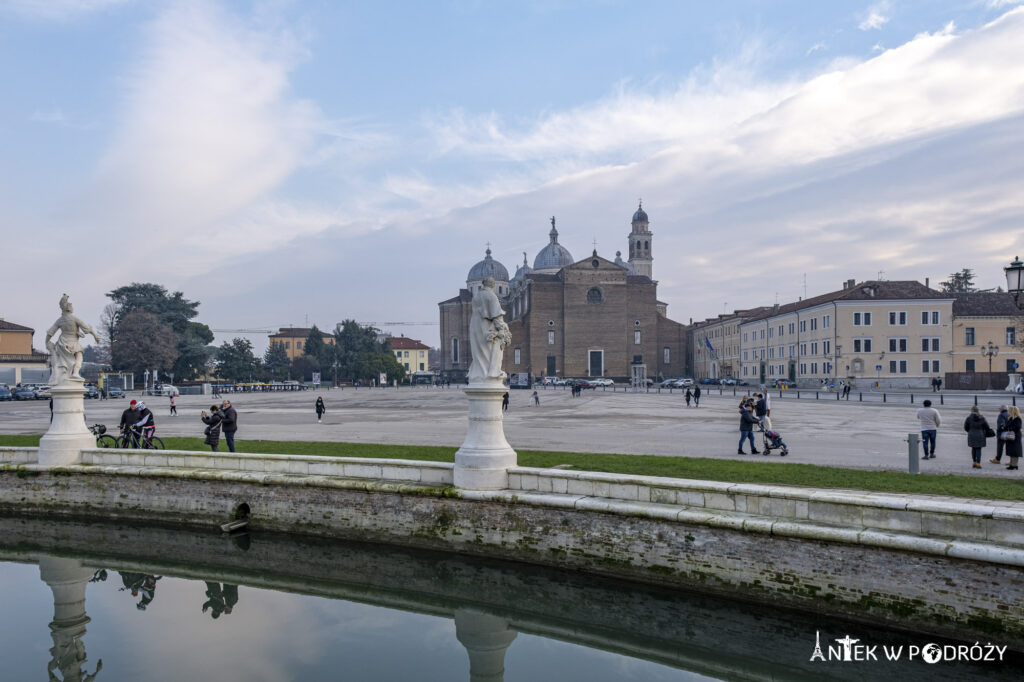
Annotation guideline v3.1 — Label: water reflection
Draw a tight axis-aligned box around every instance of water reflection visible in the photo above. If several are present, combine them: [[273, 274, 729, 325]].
[[2, 516, 1022, 681]]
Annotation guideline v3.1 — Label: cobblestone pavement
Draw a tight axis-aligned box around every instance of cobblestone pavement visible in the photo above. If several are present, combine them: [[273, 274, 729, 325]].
[[2, 385, 1022, 477]]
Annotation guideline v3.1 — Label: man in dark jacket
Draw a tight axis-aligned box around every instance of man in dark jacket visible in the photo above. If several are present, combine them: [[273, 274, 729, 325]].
[[991, 405, 1010, 464], [119, 400, 141, 446], [754, 394, 767, 425], [738, 403, 760, 455], [220, 400, 238, 452]]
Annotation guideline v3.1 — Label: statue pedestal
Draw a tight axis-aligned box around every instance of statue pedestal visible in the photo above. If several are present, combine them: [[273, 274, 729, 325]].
[[38, 381, 93, 467], [455, 609, 517, 682], [1006, 373, 1022, 392], [454, 382, 516, 490]]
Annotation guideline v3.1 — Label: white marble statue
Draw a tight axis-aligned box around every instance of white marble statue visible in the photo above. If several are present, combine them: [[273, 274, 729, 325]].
[[44, 294, 100, 385], [468, 278, 511, 383]]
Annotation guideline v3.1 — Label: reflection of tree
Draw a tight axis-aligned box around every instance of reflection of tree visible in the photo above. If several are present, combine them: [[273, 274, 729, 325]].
[[203, 582, 239, 619], [118, 572, 161, 611]]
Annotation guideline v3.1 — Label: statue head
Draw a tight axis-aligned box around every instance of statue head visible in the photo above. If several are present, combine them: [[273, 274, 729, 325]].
[[59, 294, 73, 313], [482, 277, 495, 289]]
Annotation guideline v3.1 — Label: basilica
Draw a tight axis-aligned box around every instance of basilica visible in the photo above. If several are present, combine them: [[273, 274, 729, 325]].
[[438, 204, 689, 383]]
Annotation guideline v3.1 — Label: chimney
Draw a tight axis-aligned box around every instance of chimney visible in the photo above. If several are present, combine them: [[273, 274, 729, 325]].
[[925, 277, 930, 289]]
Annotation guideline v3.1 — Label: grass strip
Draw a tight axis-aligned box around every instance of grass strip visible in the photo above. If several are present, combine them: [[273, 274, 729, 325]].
[[3, 435, 1023, 501]]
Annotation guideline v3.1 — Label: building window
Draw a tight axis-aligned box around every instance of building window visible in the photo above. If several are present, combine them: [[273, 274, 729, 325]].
[[800, 363, 807, 374], [932, 360, 940, 373], [1008, 327, 1017, 346], [853, 338, 872, 353], [419, 363, 424, 371], [854, 312, 872, 326], [633, 355, 643, 364], [823, 340, 831, 355], [788, 322, 795, 335], [548, 331, 555, 345], [900, 360, 907, 373], [514, 348, 521, 365], [743, 332, 748, 342], [789, 344, 795, 357], [823, 314, 830, 329], [743, 350, 748, 361], [760, 329, 765, 339], [799, 320, 806, 333], [922, 360, 930, 373], [404, 351, 410, 358], [922, 311, 940, 325], [889, 311, 907, 326], [810, 318, 817, 331], [284, 341, 290, 349], [587, 287, 604, 304], [889, 360, 897, 374], [800, 343, 807, 356], [778, 325, 784, 336], [810, 341, 818, 355], [922, 338, 940, 352], [663, 347, 670, 363], [768, 327, 774, 339], [965, 327, 975, 346], [811, 362, 818, 374], [966, 359, 976, 371], [451, 338, 459, 363], [634, 330, 642, 345], [888, 338, 908, 353]]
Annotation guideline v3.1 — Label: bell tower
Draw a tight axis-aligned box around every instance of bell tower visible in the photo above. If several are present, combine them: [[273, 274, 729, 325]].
[[627, 201, 652, 279]]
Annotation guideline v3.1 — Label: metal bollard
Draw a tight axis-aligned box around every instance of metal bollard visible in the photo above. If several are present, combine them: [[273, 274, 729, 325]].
[[907, 433, 920, 474]]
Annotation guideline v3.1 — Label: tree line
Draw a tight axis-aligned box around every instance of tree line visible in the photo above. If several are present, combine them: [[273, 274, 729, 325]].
[[87, 282, 406, 385]]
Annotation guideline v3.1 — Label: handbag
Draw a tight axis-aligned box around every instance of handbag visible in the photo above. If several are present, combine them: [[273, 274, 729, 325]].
[[204, 425, 212, 436], [1000, 431, 1016, 441], [985, 427, 996, 438]]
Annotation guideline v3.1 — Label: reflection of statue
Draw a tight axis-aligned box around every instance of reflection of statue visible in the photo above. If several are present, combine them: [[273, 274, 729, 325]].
[[44, 294, 100, 384], [468, 278, 511, 383], [39, 557, 102, 682]]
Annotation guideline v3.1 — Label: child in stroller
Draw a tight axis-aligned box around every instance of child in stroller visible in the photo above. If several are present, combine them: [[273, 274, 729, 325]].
[[758, 422, 789, 456]]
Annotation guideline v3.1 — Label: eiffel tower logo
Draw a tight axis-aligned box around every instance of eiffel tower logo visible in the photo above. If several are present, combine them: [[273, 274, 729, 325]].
[[810, 630, 826, 662]]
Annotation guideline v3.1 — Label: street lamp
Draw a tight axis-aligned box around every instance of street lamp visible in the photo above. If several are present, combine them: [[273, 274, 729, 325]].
[[981, 341, 999, 391], [1005, 256, 1024, 303]]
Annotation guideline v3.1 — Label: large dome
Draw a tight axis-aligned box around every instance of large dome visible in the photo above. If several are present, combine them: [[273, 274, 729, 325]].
[[533, 217, 574, 271], [467, 247, 509, 282]]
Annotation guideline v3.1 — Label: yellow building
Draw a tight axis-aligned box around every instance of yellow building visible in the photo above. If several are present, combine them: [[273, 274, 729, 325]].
[[388, 336, 430, 373], [690, 309, 767, 380], [268, 327, 335, 361], [0, 318, 49, 385], [950, 293, 1020, 388]]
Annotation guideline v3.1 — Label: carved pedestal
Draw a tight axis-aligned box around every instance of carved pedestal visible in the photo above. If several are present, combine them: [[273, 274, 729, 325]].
[[455, 609, 518, 682], [454, 382, 517, 490], [38, 381, 93, 467], [1006, 373, 1021, 392]]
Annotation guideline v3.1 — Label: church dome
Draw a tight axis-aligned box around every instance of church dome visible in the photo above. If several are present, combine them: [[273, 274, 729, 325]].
[[467, 247, 509, 283], [533, 217, 574, 271], [512, 252, 532, 281], [632, 201, 648, 223]]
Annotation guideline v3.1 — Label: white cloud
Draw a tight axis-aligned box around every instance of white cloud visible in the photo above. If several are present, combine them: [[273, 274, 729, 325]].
[[30, 108, 68, 123], [1, 0, 131, 20], [806, 41, 827, 56], [858, 1, 890, 30]]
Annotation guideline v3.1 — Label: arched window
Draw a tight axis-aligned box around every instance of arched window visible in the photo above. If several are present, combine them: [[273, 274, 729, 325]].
[[644, 240, 648, 250], [587, 287, 603, 304]]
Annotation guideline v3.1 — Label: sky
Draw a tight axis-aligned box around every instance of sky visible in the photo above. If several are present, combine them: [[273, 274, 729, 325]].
[[3, 0, 1024, 353]]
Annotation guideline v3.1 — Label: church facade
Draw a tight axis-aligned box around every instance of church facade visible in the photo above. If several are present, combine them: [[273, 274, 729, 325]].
[[438, 205, 689, 383]]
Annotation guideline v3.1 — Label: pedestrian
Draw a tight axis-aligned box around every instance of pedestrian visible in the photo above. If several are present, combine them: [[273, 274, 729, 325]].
[[738, 402, 760, 455], [49, 396, 53, 423], [1003, 405, 1022, 471], [684, 388, 692, 407], [916, 399, 941, 460], [532, 389, 539, 406], [693, 385, 701, 407], [936, 377, 943, 391], [990, 405, 1009, 464], [201, 405, 221, 452], [502, 392, 509, 411], [963, 405, 992, 469], [220, 400, 238, 453], [315, 396, 326, 423], [754, 393, 768, 426], [169, 393, 177, 416]]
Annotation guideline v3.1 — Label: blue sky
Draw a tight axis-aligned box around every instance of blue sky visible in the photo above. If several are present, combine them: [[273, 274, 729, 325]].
[[3, 0, 1024, 351]]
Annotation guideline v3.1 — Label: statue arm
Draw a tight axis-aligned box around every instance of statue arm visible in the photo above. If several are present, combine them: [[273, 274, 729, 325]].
[[45, 321, 59, 350], [77, 317, 101, 343]]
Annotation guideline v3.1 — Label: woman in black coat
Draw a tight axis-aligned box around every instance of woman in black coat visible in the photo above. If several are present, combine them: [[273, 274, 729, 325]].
[[201, 405, 222, 452], [315, 396, 326, 423], [963, 405, 992, 469], [1005, 405, 1023, 470]]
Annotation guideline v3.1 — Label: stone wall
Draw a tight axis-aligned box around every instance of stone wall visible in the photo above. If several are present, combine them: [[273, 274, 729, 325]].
[[2, 445, 1023, 645]]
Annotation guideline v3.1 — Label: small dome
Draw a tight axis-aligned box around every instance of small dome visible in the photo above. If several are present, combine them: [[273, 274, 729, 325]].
[[632, 201, 648, 223], [533, 216, 574, 270], [512, 252, 532, 281], [467, 247, 509, 283], [614, 250, 635, 274]]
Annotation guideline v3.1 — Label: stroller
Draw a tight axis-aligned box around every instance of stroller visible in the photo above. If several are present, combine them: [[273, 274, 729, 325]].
[[758, 421, 789, 456]]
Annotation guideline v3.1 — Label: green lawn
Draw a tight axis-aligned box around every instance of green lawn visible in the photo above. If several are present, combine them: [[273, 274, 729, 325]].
[[3, 435, 1023, 501]]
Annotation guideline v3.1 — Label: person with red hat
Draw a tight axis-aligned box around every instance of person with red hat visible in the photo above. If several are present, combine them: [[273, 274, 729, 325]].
[[119, 400, 141, 444]]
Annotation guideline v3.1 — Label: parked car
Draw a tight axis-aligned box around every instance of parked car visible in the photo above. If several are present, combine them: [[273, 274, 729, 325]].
[[13, 387, 37, 400], [540, 377, 557, 386], [148, 383, 179, 397], [107, 386, 125, 399], [83, 384, 100, 399], [720, 378, 737, 386], [672, 378, 695, 388], [660, 378, 679, 388], [593, 378, 614, 387], [0, 387, 12, 401], [34, 386, 52, 400]]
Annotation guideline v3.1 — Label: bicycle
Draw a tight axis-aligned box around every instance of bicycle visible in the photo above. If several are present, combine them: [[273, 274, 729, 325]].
[[88, 424, 118, 449], [116, 425, 165, 450]]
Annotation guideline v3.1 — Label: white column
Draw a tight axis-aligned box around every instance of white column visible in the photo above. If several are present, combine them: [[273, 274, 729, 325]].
[[38, 380, 93, 467], [454, 383, 517, 490], [455, 609, 518, 682], [39, 556, 99, 682]]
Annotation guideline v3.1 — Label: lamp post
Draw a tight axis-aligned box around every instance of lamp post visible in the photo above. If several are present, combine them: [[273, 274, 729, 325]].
[[981, 341, 999, 391], [1005, 256, 1024, 303]]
